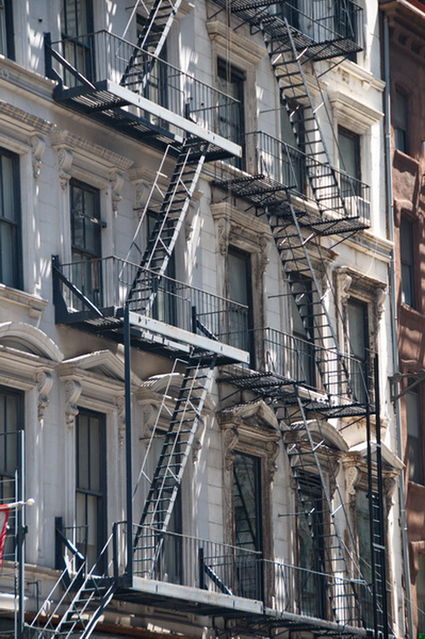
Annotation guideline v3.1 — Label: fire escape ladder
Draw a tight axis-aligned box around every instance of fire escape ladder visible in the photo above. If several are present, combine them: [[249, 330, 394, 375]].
[[133, 351, 217, 576], [120, 0, 183, 86], [265, 18, 352, 220], [29, 536, 115, 639], [266, 196, 353, 402], [126, 137, 209, 313], [284, 393, 368, 627]]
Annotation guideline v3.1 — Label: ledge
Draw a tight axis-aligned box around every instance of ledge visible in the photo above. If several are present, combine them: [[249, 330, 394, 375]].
[[206, 20, 265, 66], [0, 285, 48, 320]]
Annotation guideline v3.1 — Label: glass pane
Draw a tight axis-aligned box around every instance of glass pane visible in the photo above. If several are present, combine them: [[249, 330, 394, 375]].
[[0, 4, 6, 56], [228, 250, 249, 306], [1, 155, 16, 221], [77, 414, 89, 490], [339, 128, 360, 181], [418, 556, 425, 633], [347, 299, 367, 360], [0, 221, 17, 288], [233, 454, 261, 551], [89, 415, 100, 492]]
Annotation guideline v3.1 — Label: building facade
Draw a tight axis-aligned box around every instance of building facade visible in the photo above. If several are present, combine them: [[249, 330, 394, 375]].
[[0, 3, 407, 639], [380, 0, 425, 635]]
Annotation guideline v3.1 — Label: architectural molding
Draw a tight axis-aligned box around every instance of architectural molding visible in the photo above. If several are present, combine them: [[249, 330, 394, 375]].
[[0, 285, 48, 320], [35, 370, 54, 421], [31, 135, 46, 179], [206, 20, 265, 66], [64, 379, 82, 429], [329, 90, 383, 133]]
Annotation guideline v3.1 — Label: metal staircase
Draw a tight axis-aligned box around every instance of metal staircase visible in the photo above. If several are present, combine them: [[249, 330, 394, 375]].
[[133, 350, 217, 576], [282, 392, 370, 627], [29, 535, 115, 639], [121, 0, 183, 87], [127, 137, 210, 313], [265, 194, 356, 406]]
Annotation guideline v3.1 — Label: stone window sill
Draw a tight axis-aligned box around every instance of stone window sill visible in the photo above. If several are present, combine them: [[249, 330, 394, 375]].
[[0, 284, 48, 320]]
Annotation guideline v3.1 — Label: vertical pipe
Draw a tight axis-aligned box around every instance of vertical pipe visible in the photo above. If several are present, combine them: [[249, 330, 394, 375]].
[[374, 355, 389, 639], [124, 304, 133, 583], [382, 13, 414, 638], [16, 430, 24, 639], [365, 403, 378, 637]]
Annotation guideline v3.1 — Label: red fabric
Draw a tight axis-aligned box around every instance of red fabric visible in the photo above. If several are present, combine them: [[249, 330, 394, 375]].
[[0, 508, 10, 568]]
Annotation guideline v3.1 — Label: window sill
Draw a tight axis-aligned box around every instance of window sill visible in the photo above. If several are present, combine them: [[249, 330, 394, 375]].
[[0, 284, 48, 320], [394, 149, 419, 173], [400, 302, 423, 317]]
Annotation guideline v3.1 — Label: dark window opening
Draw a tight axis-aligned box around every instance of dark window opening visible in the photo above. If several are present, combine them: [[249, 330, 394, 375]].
[[280, 101, 306, 193], [394, 89, 409, 154], [217, 59, 245, 169], [227, 247, 253, 359], [400, 216, 416, 308], [0, 149, 22, 290], [232, 452, 262, 599], [70, 179, 102, 307], [136, 13, 169, 127], [338, 126, 361, 196], [347, 298, 369, 403], [76, 409, 107, 569], [61, 0, 94, 84], [355, 489, 375, 628], [290, 275, 315, 387], [147, 211, 176, 326], [406, 384, 424, 485], [0, 0, 14, 59], [296, 472, 327, 618]]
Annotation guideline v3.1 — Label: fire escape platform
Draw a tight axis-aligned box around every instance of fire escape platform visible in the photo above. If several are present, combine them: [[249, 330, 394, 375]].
[[113, 579, 369, 637], [55, 80, 242, 159]]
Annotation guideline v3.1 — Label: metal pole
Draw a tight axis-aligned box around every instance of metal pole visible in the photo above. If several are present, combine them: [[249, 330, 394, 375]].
[[124, 304, 133, 583], [17, 429, 25, 639], [374, 355, 389, 639], [365, 404, 378, 638]]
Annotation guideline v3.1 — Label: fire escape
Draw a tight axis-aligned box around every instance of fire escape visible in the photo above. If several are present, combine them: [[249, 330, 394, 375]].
[[24, 3, 389, 639]]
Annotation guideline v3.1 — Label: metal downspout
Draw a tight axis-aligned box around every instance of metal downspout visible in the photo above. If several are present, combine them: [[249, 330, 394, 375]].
[[382, 13, 414, 638]]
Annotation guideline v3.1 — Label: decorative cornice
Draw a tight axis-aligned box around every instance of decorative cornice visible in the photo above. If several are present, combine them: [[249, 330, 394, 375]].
[[206, 20, 265, 66], [35, 370, 54, 421], [64, 380, 82, 429], [0, 100, 53, 136], [329, 90, 384, 133], [0, 285, 48, 320]]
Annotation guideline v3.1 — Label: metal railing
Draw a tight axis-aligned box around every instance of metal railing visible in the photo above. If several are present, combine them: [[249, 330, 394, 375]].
[[249, 131, 370, 221], [120, 523, 370, 628], [53, 256, 249, 351], [259, 327, 372, 403], [46, 30, 241, 140]]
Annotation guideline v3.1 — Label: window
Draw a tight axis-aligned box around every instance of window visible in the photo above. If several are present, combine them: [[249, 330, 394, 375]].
[[355, 489, 374, 629], [334, 1, 358, 61], [347, 298, 369, 402], [296, 472, 327, 618], [227, 247, 253, 357], [217, 59, 245, 168], [0, 0, 14, 59], [0, 387, 23, 561], [61, 0, 94, 84], [417, 555, 425, 634], [406, 385, 424, 485], [136, 13, 168, 126], [276, 0, 299, 29], [232, 452, 262, 599], [150, 432, 182, 584], [0, 149, 22, 290], [290, 276, 315, 387], [394, 90, 409, 154], [338, 126, 361, 196], [400, 216, 416, 308], [147, 212, 176, 326], [280, 102, 305, 193], [70, 179, 102, 306], [76, 410, 106, 568]]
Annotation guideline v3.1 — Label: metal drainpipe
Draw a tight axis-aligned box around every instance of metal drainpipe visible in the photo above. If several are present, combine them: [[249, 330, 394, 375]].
[[382, 13, 414, 638]]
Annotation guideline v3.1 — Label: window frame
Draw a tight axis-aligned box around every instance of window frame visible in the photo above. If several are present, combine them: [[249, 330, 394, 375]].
[[227, 245, 255, 361], [0, 0, 15, 60], [217, 58, 246, 169], [61, 0, 94, 83], [393, 88, 409, 155], [75, 408, 107, 568], [400, 215, 417, 309], [338, 125, 362, 196], [0, 147, 22, 290], [405, 382, 425, 485]]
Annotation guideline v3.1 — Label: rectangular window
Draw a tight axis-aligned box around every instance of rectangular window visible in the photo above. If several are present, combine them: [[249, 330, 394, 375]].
[[232, 452, 262, 599], [150, 433, 182, 584], [227, 247, 253, 357], [296, 472, 327, 618], [394, 90, 409, 154], [406, 386, 424, 485], [400, 216, 416, 308], [61, 0, 94, 84], [147, 212, 176, 326], [136, 13, 168, 127], [70, 179, 102, 306], [217, 59, 245, 169], [0, 149, 22, 290], [347, 298, 369, 402], [76, 409, 107, 568], [276, 0, 299, 29], [355, 489, 374, 629], [290, 276, 315, 388], [0, 387, 23, 561], [338, 126, 361, 196], [280, 102, 305, 193], [417, 555, 425, 634], [0, 0, 14, 59]]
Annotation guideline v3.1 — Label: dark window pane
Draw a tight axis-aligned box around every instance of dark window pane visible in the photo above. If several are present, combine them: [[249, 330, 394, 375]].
[[0, 150, 21, 289], [338, 126, 361, 196], [400, 217, 416, 308], [217, 59, 245, 168], [394, 90, 409, 154], [406, 388, 424, 484]]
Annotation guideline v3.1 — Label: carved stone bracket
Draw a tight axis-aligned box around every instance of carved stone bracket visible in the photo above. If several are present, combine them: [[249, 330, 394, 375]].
[[335, 267, 353, 307], [115, 395, 125, 446], [35, 370, 54, 421], [256, 234, 270, 285], [265, 439, 280, 479], [64, 380, 82, 428], [216, 217, 231, 256], [31, 135, 46, 180], [110, 170, 125, 215], [57, 148, 74, 190], [222, 424, 239, 470]]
